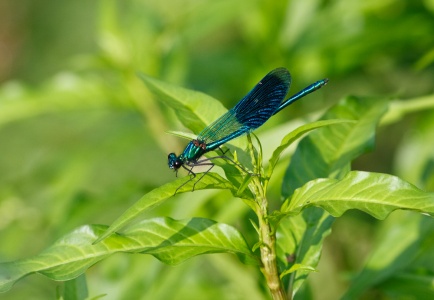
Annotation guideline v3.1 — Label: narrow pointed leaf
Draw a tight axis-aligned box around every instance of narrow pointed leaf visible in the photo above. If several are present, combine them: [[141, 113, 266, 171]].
[[280, 264, 317, 280], [283, 171, 434, 218], [0, 217, 258, 293]]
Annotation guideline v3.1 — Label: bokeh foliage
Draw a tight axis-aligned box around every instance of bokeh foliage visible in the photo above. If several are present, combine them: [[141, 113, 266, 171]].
[[0, 0, 433, 299]]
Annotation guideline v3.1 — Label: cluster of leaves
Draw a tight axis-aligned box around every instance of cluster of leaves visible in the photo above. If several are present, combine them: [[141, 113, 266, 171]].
[[1, 73, 433, 299], [1, 1, 434, 299]]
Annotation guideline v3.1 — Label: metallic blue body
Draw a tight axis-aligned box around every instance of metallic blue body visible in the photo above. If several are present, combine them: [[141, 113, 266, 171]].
[[168, 67, 328, 174]]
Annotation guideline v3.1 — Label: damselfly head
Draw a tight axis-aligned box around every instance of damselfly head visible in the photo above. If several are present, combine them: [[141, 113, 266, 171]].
[[168, 153, 182, 170]]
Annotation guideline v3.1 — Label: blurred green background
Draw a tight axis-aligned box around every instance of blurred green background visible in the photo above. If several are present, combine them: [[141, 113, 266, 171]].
[[0, 0, 433, 299]]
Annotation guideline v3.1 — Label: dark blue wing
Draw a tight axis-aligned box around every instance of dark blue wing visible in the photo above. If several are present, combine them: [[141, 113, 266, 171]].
[[197, 68, 291, 150]]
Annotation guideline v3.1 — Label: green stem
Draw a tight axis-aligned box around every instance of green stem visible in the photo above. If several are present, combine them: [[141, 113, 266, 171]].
[[252, 177, 287, 300], [246, 134, 288, 299]]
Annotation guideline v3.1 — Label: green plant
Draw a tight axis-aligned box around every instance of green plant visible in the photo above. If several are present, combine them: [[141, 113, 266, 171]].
[[1, 73, 433, 300]]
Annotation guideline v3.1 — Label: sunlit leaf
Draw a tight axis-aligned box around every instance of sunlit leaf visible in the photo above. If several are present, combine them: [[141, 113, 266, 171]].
[[282, 96, 388, 196], [94, 173, 251, 244], [279, 264, 317, 280], [381, 95, 434, 125], [283, 171, 434, 219], [279, 97, 389, 297], [0, 218, 258, 293]]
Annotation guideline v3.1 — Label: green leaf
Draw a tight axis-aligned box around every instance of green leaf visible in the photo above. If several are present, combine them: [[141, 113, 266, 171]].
[[0, 75, 109, 129], [341, 212, 434, 299], [138, 72, 248, 150], [380, 94, 434, 125], [279, 264, 317, 280], [276, 208, 334, 294], [138, 72, 226, 134], [165, 130, 197, 140], [94, 172, 249, 243], [282, 96, 388, 196], [127, 217, 258, 265], [278, 97, 389, 296], [138, 71, 249, 168], [266, 119, 355, 178], [63, 274, 88, 300], [283, 171, 434, 219], [0, 217, 258, 293], [207, 255, 266, 300], [378, 272, 434, 299]]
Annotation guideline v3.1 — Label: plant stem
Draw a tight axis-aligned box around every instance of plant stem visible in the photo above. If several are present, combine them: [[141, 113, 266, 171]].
[[247, 134, 287, 299], [259, 218, 287, 299], [253, 178, 287, 300]]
